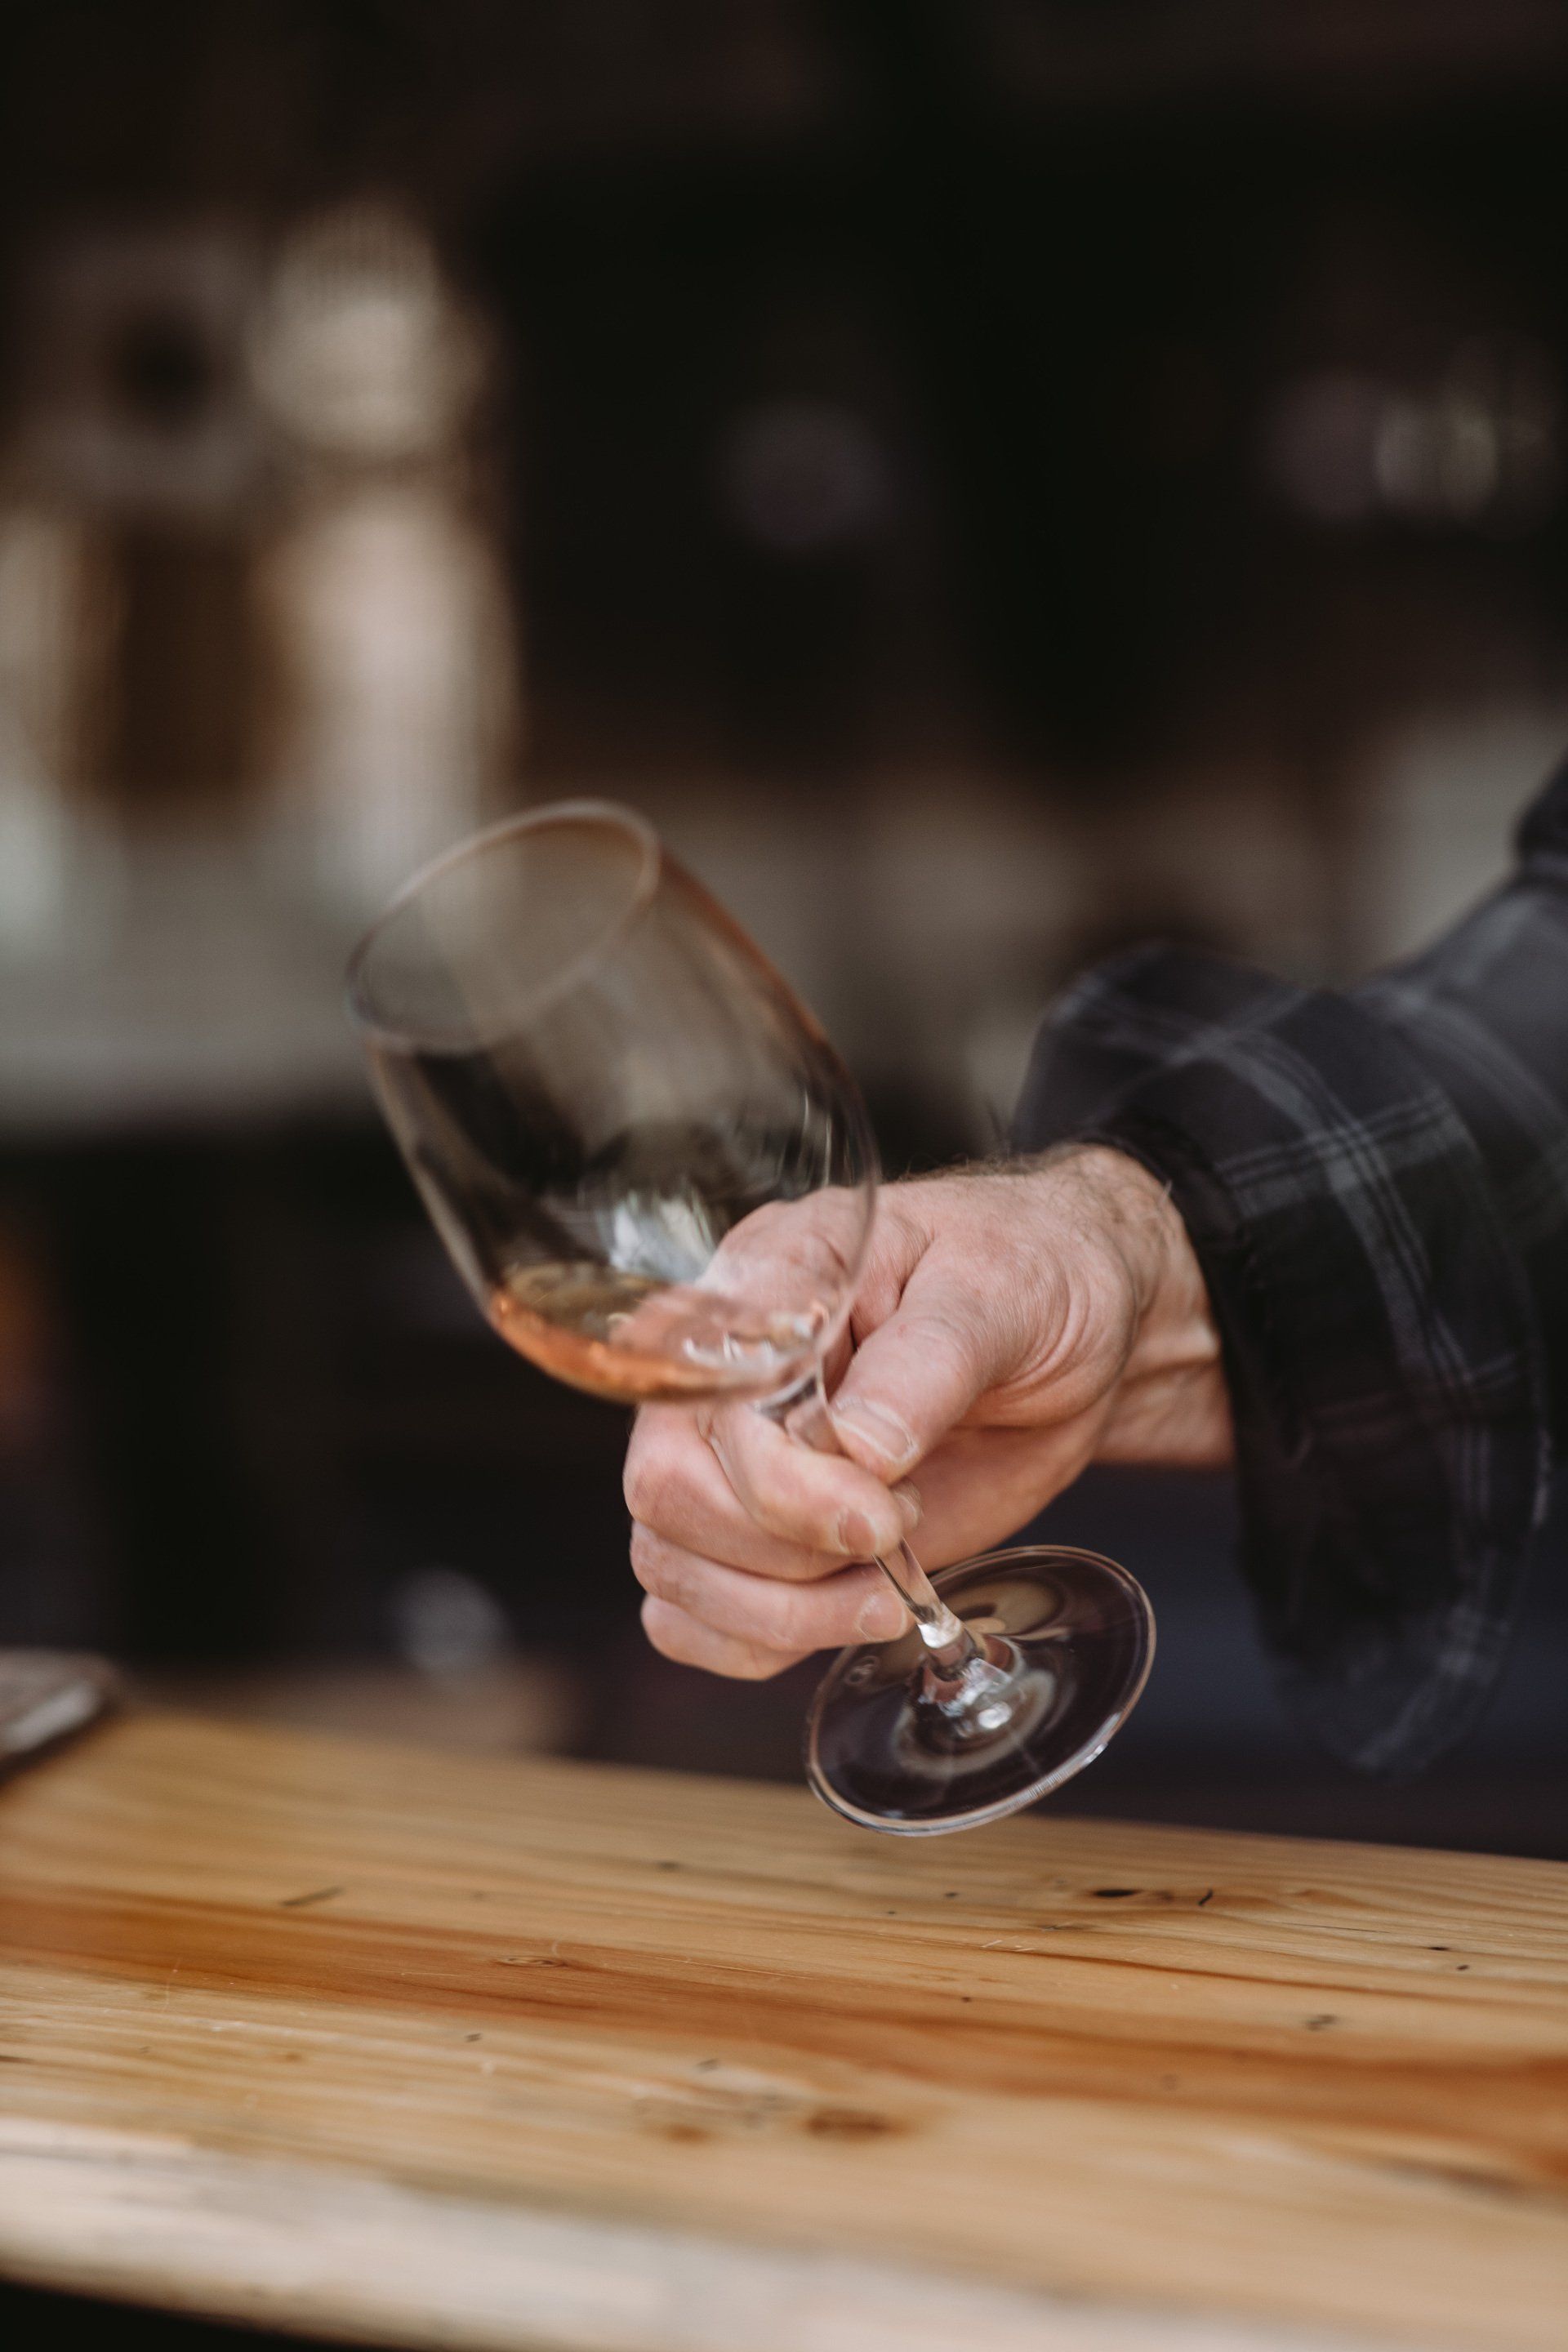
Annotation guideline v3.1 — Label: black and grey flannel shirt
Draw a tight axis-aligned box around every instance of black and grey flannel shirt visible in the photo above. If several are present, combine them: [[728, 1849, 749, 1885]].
[[1014, 758, 1568, 1775]]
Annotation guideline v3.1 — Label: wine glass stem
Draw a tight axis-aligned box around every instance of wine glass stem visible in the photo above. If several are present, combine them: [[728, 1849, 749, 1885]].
[[755, 1371, 978, 1668]]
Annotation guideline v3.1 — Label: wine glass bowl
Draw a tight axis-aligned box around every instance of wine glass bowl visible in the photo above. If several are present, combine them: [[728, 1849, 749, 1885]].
[[348, 800, 1155, 1836], [347, 803, 877, 1404]]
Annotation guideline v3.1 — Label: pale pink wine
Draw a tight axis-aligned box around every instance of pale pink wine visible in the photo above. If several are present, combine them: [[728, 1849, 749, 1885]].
[[488, 1261, 819, 1404]]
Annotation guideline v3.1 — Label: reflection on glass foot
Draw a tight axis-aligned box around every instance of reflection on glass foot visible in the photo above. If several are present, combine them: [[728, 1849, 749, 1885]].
[[804, 1546, 1155, 1837]]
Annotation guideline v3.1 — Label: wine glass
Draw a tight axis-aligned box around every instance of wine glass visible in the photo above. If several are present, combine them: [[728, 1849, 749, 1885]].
[[347, 801, 1153, 1834]]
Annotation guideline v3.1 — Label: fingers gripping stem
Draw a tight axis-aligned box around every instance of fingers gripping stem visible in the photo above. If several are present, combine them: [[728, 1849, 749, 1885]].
[[754, 1372, 975, 1665]]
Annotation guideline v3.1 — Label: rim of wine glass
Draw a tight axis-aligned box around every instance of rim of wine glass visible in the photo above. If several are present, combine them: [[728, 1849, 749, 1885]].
[[345, 798, 664, 1050]]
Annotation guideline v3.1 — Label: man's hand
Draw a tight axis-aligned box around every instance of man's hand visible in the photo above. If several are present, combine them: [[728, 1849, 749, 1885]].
[[622, 1147, 1231, 1679]]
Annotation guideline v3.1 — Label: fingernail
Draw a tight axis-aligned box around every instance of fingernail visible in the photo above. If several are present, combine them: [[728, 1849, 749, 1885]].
[[855, 1587, 910, 1640], [893, 1481, 923, 1533], [833, 1398, 919, 1473]]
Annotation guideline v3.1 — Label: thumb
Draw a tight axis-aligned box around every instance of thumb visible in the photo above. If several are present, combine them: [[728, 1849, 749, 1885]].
[[829, 1279, 1005, 1482]]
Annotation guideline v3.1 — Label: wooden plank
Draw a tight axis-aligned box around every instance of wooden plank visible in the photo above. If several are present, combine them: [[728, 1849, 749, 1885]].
[[0, 2116, 1391, 2352], [0, 1713, 1565, 2352]]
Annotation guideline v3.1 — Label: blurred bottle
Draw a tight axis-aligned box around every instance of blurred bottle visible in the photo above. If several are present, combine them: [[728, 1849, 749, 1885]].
[[251, 198, 522, 915]]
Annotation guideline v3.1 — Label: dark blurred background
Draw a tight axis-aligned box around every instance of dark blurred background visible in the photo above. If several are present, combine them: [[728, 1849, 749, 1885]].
[[2, 0, 1566, 1858]]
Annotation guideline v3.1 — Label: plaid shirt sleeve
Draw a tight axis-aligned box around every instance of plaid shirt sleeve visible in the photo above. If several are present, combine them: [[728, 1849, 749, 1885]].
[[1013, 758, 1568, 1775]]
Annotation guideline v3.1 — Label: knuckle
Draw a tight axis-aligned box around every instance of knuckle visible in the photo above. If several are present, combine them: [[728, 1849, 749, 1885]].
[[622, 1444, 679, 1530], [732, 1638, 790, 1682], [627, 1523, 669, 1594], [746, 1456, 840, 1550], [648, 1546, 703, 1615], [925, 1289, 989, 1354], [639, 1594, 685, 1660], [924, 1290, 1009, 1388], [769, 1543, 837, 1584], [727, 1198, 792, 1251], [621, 1444, 651, 1519], [743, 1454, 803, 1535], [763, 1582, 816, 1650]]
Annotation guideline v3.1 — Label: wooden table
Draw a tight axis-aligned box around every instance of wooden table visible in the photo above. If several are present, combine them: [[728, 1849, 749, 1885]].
[[0, 1715, 1565, 2352]]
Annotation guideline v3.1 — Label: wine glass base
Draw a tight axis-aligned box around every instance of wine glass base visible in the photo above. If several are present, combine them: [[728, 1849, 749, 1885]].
[[803, 1546, 1155, 1837]]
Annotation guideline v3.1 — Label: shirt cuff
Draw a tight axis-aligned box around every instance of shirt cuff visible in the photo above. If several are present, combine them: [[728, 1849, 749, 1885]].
[[1013, 944, 1549, 1775]]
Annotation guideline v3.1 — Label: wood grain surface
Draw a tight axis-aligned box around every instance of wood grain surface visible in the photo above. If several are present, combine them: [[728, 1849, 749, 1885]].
[[0, 1714, 1565, 2352]]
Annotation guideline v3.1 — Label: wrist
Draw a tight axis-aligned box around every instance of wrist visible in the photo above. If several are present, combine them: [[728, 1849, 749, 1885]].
[[1043, 1143, 1233, 1465]]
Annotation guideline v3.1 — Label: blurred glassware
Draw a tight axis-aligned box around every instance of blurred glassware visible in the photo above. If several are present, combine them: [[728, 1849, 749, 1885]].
[[249, 200, 488, 465], [256, 481, 518, 912], [18, 225, 258, 520], [252, 199, 519, 915], [0, 508, 117, 956], [390, 1564, 512, 1682]]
